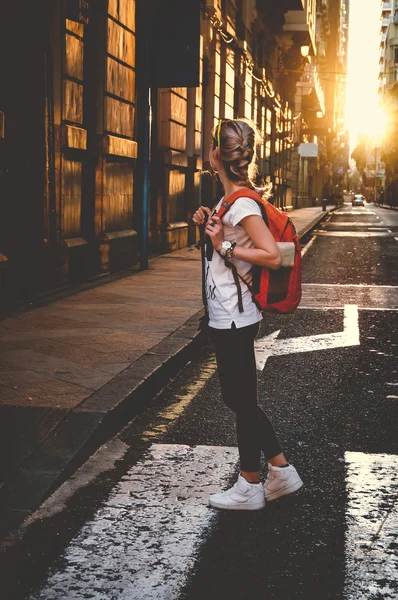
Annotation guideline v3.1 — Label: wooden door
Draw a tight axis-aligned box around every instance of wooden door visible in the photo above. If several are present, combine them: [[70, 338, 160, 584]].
[[0, 1, 50, 302]]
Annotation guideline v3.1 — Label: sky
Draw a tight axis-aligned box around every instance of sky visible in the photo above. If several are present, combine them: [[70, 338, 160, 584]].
[[345, 0, 384, 151]]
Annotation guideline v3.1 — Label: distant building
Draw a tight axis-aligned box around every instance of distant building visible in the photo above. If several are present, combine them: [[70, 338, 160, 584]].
[[292, 0, 350, 207], [379, 0, 398, 199]]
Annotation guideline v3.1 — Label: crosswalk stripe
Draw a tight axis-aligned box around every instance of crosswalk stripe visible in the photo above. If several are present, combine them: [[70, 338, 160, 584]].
[[344, 452, 398, 599], [312, 231, 391, 237], [301, 235, 317, 257], [32, 447, 398, 600], [29, 445, 239, 600]]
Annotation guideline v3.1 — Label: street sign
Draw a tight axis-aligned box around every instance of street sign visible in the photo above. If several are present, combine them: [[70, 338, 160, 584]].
[[298, 142, 319, 157]]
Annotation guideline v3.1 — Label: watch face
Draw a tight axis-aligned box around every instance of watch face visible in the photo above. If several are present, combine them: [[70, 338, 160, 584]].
[[220, 240, 232, 256]]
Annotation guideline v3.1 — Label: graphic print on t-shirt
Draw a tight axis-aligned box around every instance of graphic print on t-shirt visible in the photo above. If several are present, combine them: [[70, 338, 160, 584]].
[[205, 264, 217, 301]]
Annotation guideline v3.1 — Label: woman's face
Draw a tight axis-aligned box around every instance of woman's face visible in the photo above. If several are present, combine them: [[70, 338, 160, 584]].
[[209, 137, 222, 171]]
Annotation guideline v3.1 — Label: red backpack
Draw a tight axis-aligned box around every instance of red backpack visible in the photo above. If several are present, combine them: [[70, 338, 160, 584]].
[[216, 188, 302, 313]]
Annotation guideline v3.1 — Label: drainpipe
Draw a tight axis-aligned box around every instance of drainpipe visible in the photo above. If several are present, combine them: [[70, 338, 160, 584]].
[[136, 0, 151, 270]]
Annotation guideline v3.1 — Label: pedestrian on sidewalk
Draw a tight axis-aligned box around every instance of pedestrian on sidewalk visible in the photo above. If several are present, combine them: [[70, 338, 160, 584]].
[[192, 118, 303, 510]]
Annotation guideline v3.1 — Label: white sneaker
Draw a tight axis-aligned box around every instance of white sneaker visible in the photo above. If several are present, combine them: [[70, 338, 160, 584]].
[[264, 463, 303, 502], [209, 473, 266, 510]]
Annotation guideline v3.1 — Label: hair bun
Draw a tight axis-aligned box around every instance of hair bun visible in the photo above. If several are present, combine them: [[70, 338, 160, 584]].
[[216, 119, 258, 185]]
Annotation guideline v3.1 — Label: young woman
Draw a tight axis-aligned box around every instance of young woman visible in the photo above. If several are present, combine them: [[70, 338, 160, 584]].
[[192, 118, 303, 510]]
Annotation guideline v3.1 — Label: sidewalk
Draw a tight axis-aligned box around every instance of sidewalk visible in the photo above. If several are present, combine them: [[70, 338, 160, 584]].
[[0, 205, 333, 541], [374, 202, 398, 210]]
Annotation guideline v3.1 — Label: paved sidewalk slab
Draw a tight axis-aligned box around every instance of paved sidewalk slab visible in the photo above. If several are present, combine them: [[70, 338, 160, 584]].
[[288, 205, 335, 238], [0, 205, 331, 542]]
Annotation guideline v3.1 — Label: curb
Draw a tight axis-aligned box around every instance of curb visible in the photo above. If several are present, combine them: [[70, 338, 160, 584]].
[[296, 206, 336, 239], [0, 209, 329, 543], [374, 203, 398, 210], [0, 310, 205, 541], [297, 212, 327, 239]]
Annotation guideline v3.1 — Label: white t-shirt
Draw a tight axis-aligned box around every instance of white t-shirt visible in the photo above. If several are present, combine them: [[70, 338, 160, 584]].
[[205, 196, 263, 329]]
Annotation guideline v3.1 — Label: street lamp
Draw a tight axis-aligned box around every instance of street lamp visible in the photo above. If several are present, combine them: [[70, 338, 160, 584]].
[[300, 45, 310, 58]]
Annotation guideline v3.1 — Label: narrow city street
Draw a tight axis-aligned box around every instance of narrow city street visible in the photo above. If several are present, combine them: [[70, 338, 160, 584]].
[[4, 202, 398, 600], [1, 0, 397, 597]]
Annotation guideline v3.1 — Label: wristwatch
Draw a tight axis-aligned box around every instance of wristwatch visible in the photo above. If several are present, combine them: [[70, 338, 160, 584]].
[[219, 241, 236, 260], [219, 241, 232, 257]]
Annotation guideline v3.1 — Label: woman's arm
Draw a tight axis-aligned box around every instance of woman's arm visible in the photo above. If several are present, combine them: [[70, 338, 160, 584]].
[[236, 214, 281, 269], [205, 214, 282, 270]]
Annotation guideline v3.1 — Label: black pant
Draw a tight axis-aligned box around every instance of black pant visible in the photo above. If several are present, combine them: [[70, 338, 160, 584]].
[[208, 322, 282, 472]]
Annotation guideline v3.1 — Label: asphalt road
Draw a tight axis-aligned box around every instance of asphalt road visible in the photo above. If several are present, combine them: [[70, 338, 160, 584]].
[[4, 203, 398, 600]]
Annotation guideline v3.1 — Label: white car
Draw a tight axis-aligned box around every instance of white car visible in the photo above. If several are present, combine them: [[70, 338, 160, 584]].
[[352, 194, 366, 207]]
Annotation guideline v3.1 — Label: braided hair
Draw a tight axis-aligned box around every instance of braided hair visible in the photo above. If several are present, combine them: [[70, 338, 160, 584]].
[[211, 118, 272, 199], [214, 119, 256, 185]]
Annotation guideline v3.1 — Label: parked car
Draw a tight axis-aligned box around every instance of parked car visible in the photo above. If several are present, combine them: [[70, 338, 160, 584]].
[[352, 194, 366, 207]]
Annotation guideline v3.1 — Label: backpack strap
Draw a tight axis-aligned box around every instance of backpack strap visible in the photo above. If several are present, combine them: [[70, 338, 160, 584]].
[[215, 188, 266, 314], [196, 200, 219, 329], [199, 221, 208, 313], [225, 261, 257, 313], [216, 188, 269, 227]]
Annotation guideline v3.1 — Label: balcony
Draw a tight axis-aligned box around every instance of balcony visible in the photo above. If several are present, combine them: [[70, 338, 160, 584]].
[[382, 66, 398, 94], [283, 7, 316, 54], [393, 14, 398, 24], [386, 65, 398, 85], [382, 17, 391, 26], [382, 2, 392, 9], [297, 63, 326, 115]]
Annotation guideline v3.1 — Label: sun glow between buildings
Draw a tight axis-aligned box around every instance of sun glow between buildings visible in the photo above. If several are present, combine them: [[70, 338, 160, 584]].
[[345, 0, 385, 151]]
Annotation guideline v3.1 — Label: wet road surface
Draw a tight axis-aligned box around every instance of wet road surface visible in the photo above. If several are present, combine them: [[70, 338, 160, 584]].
[[3, 203, 398, 600]]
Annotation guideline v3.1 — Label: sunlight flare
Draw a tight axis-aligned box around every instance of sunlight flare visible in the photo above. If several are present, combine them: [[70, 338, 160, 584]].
[[345, 0, 382, 150]]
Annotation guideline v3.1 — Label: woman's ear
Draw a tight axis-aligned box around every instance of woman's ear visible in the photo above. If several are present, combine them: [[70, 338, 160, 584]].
[[209, 146, 222, 171]]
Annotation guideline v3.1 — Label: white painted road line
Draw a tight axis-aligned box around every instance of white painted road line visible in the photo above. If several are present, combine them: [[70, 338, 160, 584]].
[[303, 284, 398, 288], [321, 223, 386, 227], [344, 452, 398, 600], [29, 446, 398, 600], [335, 211, 375, 215], [254, 304, 359, 371], [298, 306, 398, 311], [301, 284, 398, 310], [301, 235, 317, 257], [312, 231, 391, 237], [29, 445, 240, 600]]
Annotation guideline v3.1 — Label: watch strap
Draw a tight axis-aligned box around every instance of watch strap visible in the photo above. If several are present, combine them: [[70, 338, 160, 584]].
[[225, 242, 236, 260]]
